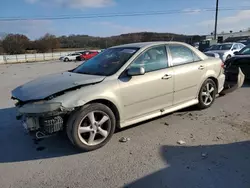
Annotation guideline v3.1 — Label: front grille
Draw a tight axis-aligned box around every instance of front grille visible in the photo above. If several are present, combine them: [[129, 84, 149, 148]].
[[40, 116, 64, 134]]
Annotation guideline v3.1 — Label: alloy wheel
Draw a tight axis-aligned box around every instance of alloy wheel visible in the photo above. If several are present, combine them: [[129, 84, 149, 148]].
[[77, 111, 111, 146], [201, 82, 215, 106]]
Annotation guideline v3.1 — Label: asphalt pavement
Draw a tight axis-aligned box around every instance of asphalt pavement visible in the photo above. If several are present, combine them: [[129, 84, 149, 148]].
[[0, 61, 249, 188]]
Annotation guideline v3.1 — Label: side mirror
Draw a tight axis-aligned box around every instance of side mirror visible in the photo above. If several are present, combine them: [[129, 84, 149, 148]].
[[234, 51, 239, 55], [127, 67, 145, 76]]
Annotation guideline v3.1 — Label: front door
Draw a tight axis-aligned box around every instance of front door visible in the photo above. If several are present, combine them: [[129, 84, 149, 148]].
[[168, 44, 206, 105], [118, 45, 174, 121]]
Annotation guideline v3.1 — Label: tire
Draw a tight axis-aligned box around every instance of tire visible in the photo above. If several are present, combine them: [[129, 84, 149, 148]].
[[226, 55, 231, 61], [66, 103, 116, 151], [197, 79, 217, 109], [64, 58, 69, 62]]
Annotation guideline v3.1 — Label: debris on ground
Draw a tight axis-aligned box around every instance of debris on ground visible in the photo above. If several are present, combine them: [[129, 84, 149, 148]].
[[216, 136, 221, 140], [212, 117, 216, 120], [188, 113, 193, 117], [177, 140, 186, 145], [201, 153, 208, 159], [164, 122, 169, 126], [174, 112, 188, 116], [119, 137, 131, 143]]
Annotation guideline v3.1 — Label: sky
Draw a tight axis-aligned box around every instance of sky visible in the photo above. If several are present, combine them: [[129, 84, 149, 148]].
[[1, 0, 250, 39]]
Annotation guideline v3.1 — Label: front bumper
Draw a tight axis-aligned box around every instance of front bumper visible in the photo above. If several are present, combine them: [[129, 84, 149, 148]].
[[20, 114, 64, 134], [220, 67, 245, 95], [15, 102, 71, 135]]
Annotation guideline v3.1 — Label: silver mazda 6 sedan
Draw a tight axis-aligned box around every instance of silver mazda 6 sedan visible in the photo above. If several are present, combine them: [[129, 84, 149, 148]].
[[11, 41, 226, 151]]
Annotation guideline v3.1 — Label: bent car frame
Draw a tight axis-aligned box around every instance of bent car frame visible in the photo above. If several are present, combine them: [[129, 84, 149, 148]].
[[11, 41, 243, 151]]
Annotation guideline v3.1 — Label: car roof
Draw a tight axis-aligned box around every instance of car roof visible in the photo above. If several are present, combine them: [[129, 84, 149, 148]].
[[110, 41, 208, 60], [111, 41, 192, 49]]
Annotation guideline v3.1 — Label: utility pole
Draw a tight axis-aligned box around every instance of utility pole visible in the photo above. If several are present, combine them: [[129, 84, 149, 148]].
[[214, 0, 219, 40]]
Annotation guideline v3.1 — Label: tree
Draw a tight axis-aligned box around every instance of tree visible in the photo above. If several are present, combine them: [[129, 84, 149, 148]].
[[2, 34, 30, 54], [34, 33, 60, 53], [0, 40, 4, 54]]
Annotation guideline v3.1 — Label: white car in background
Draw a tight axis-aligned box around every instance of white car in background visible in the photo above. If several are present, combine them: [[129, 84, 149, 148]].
[[204, 52, 220, 59], [206, 43, 245, 62], [59, 53, 82, 62]]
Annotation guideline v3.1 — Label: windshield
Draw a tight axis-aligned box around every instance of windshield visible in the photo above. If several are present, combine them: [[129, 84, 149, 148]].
[[210, 44, 233, 50], [238, 45, 250, 55], [73, 47, 139, 76]]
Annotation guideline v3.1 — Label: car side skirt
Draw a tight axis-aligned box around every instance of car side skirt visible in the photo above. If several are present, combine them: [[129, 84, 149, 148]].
[[120, 99, 198, 128]]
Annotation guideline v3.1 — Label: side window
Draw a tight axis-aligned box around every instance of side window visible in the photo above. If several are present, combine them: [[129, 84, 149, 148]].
[[193, 52, 201, 62], [242, 48, 250, 55], [233, 44, 239, 50], [130, 46, 168, 72], [240, 44, 245, 49], [169, 45, 198, 66]]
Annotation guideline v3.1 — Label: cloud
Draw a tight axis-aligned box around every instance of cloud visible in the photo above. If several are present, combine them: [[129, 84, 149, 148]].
[[182, 8, 202, 15], [0, 20, 54, 39], [25, 0, 115, 9], [198, 10, 250, 33]]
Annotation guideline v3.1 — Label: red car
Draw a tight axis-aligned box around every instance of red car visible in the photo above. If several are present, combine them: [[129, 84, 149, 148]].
[[77, 51, 99, 61]]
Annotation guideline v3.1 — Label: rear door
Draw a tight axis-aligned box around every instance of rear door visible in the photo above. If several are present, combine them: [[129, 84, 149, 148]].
[[168, 44, 206, 105]]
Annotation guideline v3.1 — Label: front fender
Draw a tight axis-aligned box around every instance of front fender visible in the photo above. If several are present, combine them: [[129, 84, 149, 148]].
[[50, 81, 124, 120]]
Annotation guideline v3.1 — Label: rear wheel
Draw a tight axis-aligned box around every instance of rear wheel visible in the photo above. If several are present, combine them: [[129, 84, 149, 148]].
[[197, 79, 217, 109], [66, 103, 116, 151]]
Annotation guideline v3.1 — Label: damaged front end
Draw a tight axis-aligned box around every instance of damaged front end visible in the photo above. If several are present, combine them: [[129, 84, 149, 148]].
[[220, 67, 245, 95], [13, 99, 74, 139], [10, 71, 106, 139]]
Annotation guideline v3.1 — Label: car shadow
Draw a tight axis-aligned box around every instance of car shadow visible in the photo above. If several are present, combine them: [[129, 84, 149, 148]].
[[125, 141, 250, 188], [0, 107, 78, 163]]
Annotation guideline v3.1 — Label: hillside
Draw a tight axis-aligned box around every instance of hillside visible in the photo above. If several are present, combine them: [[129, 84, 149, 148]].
[[58, 32, 205, 49]]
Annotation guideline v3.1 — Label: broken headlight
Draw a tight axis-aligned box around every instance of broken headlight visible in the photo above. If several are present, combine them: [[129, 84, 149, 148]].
[[18, 101, 62, 114]]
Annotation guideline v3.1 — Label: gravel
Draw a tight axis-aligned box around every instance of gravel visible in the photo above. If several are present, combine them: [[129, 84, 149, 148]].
[[0, 61, 249, 188]]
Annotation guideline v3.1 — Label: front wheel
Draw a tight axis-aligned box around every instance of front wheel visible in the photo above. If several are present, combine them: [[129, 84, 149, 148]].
[[66, 103, 116, 151], [197, 79, 217, 109], [226, 55, 231, 60]]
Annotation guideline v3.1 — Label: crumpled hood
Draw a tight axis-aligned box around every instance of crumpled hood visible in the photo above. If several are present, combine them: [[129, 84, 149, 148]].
[[12, 72, 105, 101]]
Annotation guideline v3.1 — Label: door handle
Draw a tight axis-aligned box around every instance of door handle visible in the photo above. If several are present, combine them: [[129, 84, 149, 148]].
[[162, 74, 172, 80], [198, 65, 205, 70]]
